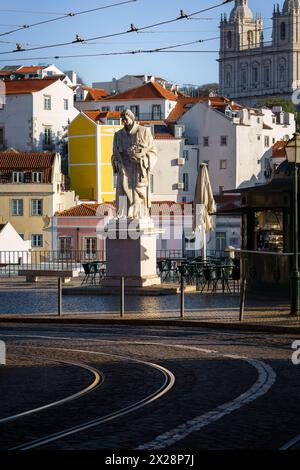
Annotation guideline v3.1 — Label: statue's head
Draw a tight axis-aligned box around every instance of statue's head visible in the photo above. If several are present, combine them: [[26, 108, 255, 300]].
[[121, 109, 135, 131]]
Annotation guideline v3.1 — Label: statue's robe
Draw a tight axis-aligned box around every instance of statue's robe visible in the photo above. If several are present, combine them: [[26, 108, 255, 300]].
[[112, 123, 157, 219]]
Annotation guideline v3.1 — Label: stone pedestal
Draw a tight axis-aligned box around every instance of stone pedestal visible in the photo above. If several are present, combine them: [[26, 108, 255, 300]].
[[101, 218, 161, 287]]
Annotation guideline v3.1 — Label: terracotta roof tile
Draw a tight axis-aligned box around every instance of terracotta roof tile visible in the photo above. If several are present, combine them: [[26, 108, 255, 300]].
[[57, 204, 99, 217], [155, 133, 178, 140], [57, 201, 191, 217], [83, 110, 121, 123], [4, 77, 60, 94], [0, 152, 56, 183], [167, 97, 204, 122], [81, 86, 108, 101], [103, 81, 178, 102], [167, 96, 242, 122], [272, 140, 287, 158], [17, 66, 46, 73]]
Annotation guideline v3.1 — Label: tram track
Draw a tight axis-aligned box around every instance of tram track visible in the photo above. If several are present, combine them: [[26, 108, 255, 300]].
[[8, 346, 175, 450], [0, 331, 279, 450], [0, 358, 103, 425]]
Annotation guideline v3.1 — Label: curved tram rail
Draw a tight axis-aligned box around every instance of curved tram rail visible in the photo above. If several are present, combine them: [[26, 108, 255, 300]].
[[1, 343, 175, 451]]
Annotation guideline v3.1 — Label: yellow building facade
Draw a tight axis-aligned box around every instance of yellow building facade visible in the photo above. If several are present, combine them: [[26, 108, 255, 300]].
[[0, 152, 76, 252], [68, 112, 121, 203]]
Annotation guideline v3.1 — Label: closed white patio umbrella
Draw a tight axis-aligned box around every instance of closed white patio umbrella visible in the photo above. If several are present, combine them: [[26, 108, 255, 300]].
[[192, 163, 216, 260]]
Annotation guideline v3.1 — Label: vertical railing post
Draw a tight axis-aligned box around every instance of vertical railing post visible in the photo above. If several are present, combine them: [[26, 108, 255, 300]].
[[120, 276, 125, 318], [180, 270, 185, 319], [58, 277, 62, 317], [239, 278, 246, 322]]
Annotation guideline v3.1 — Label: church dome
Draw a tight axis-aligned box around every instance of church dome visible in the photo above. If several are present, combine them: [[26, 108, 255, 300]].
[[229, 0, 253, 22], [283, 0, 300, 13]]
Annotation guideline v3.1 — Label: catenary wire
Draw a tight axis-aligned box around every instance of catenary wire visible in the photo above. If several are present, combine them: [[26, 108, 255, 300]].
[[0, 0, 233, 54], [0, 0, 137, 38]]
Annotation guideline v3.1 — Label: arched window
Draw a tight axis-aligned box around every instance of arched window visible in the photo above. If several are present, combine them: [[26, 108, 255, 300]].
[[247, 31, 254, 47], [226, 71, 231, 87], [280, 22, 286, 41], [227, 31, 232, 49], [252, 63, 260, 85], [278, 59, 286, 82], [263, 60, 271, 86], [240, 64, 248, 90]]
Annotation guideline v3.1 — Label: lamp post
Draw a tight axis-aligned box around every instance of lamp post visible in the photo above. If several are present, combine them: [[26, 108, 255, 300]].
[[285, 133, 300, 316]]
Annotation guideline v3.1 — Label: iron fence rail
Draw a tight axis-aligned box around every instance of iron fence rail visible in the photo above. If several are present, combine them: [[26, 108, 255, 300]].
[[0, 251, 105, 276], [0, 249, 231, 277]]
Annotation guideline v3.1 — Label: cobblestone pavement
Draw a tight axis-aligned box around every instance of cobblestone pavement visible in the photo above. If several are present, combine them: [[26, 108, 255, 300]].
[[0, 277, 299, 329], [0, 323, 299, 450]]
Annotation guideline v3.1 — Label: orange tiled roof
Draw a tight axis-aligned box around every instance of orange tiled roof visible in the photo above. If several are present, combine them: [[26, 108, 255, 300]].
[[167, 96, 204, 122], [81, 86, 108, 101], [4, 77, 60, 94], [272, 140, 287, 158], [0, 152, 55, 169], [155, 133, 178, 140], [0, 70, 13, 76], [57, 203, 100, 217], [0, 152, 55, 183], [263, 123, 273, 130], [17, 66, 46, 73], [83, 110, 121, 123], [103, 81, 178, 102], [167, 95, 242, 122], [83, 111, 104, 123], [57, 201, 192, 217]]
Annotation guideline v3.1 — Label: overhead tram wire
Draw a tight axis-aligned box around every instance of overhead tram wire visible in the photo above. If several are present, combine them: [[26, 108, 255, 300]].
[[0, 0, 234, 54], [0, 0, 138, 38], [0, 41, 219, 64]]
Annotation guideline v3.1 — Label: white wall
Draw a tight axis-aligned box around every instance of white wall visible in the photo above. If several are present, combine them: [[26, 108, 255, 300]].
[[74, 100, 103, 112], [180, 102, 236, 194], [179, 102, 295, 194], [152, 139, 183, 202], [92, 75, 144, 94], [98, 98, 176, 120], [0, 80, 78, 152], [32, 80, 78, 152], [0, 94, 33, 151], [0, 222, 31, 263]]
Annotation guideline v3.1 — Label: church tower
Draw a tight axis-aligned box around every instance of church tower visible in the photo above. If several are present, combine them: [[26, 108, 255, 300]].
[[272, 1, 300, 95], [219, 1, 300, 105], [219, 0, 263, 100]]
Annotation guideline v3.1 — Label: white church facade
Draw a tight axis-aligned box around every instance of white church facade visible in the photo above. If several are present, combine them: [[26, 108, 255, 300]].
[[219, 0, 300, 106]]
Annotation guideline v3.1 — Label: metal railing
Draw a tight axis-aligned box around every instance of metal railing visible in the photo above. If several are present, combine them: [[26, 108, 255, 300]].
[[136, 113, 163, 121], [0, 250, 105, 276], [157, 249, 228, 259], [0, 249, 233, 277]]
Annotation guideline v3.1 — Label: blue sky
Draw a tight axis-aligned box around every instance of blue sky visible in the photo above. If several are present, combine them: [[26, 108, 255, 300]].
[[0, 0, 285, 86]]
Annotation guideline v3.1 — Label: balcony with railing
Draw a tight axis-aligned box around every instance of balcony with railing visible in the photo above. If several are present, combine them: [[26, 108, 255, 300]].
[[135, 112, 164, 121]]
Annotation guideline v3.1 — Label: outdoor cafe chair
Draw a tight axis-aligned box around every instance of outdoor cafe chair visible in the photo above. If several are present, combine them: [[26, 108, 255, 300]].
[[95, 261, 106, 283], [157, 259, 178, 282], [200, 266, 218, 293], [81, 262, 97, 285]]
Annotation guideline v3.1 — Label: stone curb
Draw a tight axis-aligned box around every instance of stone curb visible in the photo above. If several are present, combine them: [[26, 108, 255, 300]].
[[0, 316, 300, 335]]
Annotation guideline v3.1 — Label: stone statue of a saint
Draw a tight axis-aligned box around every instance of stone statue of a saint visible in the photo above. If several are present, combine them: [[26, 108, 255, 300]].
[[112, 109, 157, 219]]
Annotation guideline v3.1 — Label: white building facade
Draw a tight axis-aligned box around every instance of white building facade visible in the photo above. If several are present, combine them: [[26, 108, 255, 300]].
[[178, 101, 295, 195], [0, 77, 78, 152], [92, 74, 172, 95], [99, 82, 178, 121]]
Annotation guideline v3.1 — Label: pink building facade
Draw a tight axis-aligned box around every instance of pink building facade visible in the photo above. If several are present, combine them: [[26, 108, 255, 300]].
[[54, 202, 192, 259]]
